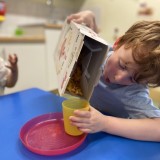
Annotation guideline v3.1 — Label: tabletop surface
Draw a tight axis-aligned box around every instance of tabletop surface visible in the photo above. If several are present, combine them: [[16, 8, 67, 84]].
[[0, 88, 160, 160]]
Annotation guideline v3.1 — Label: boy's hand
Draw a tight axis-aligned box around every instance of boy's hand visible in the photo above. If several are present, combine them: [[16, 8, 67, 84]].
[[67, 10, 99, 33], [6, 54, 18, 72], [69, 106, 106, 133]]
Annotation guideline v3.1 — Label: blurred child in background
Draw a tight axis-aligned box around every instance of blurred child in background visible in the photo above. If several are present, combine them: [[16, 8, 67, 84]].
[[0, 53, 18, 95]]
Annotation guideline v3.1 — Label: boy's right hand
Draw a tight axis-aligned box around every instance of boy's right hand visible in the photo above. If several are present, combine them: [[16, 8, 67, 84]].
[[67, 10, 99, 33]]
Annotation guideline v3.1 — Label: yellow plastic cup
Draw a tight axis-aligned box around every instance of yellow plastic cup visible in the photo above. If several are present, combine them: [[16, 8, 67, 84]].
[[62, 98, 90, 136]]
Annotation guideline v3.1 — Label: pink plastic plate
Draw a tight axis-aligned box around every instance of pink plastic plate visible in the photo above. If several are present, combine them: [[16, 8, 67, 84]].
[[20, 112, 87, 156]]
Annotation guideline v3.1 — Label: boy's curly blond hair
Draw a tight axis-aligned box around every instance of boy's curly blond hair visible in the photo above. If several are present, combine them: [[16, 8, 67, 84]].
[[115, 21, 160, 87]]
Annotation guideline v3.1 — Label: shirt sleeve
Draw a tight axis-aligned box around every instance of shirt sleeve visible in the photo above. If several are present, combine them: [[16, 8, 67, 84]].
[[123, 84, 160, 119]]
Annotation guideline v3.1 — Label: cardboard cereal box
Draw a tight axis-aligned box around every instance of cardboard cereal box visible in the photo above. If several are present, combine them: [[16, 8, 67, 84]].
[[54, 20, 109, 100]]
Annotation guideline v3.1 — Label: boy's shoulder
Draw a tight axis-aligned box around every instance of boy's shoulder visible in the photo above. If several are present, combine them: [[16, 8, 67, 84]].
[[120, 83, 149, 97]]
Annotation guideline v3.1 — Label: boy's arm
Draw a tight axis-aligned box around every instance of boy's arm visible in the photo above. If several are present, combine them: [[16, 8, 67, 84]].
[[70, 106, 160, 142], [103, 116, 160, 141]]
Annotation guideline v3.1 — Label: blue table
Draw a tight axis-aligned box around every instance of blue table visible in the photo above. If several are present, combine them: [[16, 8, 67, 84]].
[[0, 88, 160, 160]]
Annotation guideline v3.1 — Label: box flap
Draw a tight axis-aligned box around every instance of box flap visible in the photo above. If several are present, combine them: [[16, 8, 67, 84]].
[[80, 36, 108, 99], [73, 22, 108, 46]]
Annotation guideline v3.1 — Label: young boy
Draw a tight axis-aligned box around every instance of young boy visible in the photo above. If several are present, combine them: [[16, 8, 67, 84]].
[[67, 10, 160, 142], [0, 53, 18, 95]]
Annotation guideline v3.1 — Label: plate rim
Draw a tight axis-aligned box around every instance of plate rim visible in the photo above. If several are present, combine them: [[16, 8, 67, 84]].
[[19, 112, 87, 156]]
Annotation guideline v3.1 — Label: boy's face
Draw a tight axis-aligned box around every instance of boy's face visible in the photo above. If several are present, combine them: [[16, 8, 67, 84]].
[[103, 45, 139, 85]]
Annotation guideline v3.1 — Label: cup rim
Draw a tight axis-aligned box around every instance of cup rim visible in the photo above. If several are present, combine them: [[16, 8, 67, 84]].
[[62, 99, 89, 110]]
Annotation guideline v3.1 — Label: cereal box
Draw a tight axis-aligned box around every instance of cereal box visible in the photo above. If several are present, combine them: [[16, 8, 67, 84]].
[[54, 20, 109, 100]]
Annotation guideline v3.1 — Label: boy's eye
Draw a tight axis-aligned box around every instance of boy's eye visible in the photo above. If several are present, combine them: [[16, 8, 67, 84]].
[[121, 65, 126, 70], [119, 60, 126, 70]]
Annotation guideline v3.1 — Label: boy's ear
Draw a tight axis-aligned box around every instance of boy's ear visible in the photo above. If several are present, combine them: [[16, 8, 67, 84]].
[[113, 37, 120, 50]]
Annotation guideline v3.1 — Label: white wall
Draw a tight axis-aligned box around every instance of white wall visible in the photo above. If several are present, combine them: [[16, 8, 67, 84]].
[[0, 14, 46, 36], [80, 0, 160, 44]]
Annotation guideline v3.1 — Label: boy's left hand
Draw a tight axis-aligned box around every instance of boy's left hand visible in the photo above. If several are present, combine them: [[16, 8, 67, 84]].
[[69, 106, 106, 133]]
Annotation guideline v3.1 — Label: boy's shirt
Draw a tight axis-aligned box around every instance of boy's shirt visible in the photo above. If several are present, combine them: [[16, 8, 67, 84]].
[[0, 57, 9, 95], [90, 51, 160, 119]]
